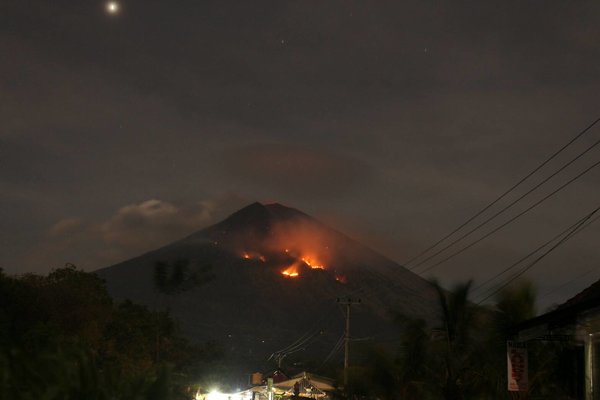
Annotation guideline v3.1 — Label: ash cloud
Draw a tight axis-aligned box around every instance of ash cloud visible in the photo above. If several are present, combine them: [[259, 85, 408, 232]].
[[21, 197, 245, 272]]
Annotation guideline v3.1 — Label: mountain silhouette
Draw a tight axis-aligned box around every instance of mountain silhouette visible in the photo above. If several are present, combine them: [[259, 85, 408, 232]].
[[96, 202, 439, 379]]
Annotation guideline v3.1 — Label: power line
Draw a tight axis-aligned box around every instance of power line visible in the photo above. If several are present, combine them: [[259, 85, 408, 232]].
[[539, 269, 594, 301], [268, 305, 337, 362], [341, 203, 600, 313], [330, 199, 600, 314], [416, 157, 600, 274], [317, 334, 345, 371], [273, 317, 329, 355], [340, 267, 434, 305], [344, 118, 600, 306], [269, 328, 317, 359], [471, 208, 600, 296], [403, 117, 600, 268], [411, 134, 600, 272], [476, 207, 599, 304]]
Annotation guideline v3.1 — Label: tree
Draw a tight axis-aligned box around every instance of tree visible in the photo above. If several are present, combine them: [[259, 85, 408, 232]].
[[429, 280, 485, 400], [395, 280, 490, 399], [395, 317, 430, 399], [0, 265, 216, 399], [152, 259, 214, 363]]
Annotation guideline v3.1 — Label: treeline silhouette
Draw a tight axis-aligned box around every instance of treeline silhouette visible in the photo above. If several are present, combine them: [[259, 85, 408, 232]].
[[0, 265, 586, 399], [0, 265, 221, 400], [341, 281, 583, 400]]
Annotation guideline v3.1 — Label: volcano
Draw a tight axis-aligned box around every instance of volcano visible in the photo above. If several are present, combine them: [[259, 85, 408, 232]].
[[96, 202, 439, 377]]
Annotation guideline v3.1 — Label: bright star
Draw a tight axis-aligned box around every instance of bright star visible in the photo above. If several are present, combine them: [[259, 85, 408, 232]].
[[106, 1, 120, 15]]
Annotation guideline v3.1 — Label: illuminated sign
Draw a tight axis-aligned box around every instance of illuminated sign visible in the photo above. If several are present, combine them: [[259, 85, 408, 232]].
[[507, 341, 528, 392]]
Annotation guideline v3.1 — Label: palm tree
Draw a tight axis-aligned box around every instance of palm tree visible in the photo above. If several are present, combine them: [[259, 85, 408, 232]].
[[466, 281, 538, 399], [490, 281, 576, 399], [395, 317, 430, 399], [394, 281, 482, 399], [431, 280, 480, 400]]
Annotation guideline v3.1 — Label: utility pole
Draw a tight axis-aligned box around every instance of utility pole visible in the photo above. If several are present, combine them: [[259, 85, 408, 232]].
[[585, 333, 594, 400], [277, 353, 287, 368], [337, 297, 361, 387]]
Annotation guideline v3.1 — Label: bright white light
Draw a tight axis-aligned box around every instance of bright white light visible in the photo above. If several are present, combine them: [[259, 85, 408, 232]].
[[207, 390, 243, 400], [207, 390, 224, 400], [106, 1, 119, 14]]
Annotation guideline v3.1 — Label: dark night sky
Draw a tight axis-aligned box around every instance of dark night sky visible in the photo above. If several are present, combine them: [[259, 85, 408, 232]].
[[2, 0, 600, 310]]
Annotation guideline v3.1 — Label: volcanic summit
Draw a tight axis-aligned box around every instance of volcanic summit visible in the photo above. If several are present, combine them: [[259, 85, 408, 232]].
[[97, 202, 439, 373]]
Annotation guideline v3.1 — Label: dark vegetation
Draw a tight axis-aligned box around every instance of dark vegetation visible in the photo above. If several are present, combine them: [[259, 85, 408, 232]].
[[0, 263, 582, 399], [0, 265, 221, 400], [344, 281, 582, 400]]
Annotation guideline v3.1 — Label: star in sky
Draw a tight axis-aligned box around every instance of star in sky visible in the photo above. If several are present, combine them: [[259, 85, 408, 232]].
[[106, 1, 120, 15]]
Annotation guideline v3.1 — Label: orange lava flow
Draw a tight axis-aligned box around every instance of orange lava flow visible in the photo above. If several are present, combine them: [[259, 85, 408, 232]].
[[281, 263, 300, 278], [279, 248, 326, 278], [301, 256, 325, 270], [241, 251, 266, 262]]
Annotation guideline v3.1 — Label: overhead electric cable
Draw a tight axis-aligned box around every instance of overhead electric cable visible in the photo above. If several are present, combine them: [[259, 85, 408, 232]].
[[411, 134, 600, 272], [272, 318, 328, 355], [268, 305, 336, 360], [269, 328, 316, 359], [317, 334, 345, 371], [416, 158, 600, 274], [403, 117, 600, 267], [313, 118, 600, 315], [476, 207, 599, 304], [341, 267, 434, 303], [471, 208, 600, 296], [338, 204, 600, 309], [538, 268, 596, 302]]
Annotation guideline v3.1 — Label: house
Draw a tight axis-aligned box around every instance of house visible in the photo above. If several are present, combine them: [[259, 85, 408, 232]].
[[273, 372, 336, 399], [514, 279, 600, 400], [239, 371, 337, 400]]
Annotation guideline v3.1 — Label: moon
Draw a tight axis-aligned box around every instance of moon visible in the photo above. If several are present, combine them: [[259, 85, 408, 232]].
[[106, 1, 120, 15]]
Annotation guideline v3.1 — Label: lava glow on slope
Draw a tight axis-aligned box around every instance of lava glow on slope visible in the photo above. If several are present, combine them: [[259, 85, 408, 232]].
[[301, 256, 324, 270], [239, 248, 327, 278], [241, 251, 266, 262], [280, 252, 326, 278], [281, 263, 300, 278], [237, 220, 333, 279], [237, 248, 346, 282]]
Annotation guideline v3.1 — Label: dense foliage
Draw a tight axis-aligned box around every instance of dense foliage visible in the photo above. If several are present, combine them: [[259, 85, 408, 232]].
[[1, 265, 583, 400], [344, 280, 582, 400], [0, 265, 220, 399]]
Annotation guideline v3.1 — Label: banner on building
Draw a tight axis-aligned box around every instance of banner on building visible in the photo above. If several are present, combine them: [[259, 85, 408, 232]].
[[507, 341, 528, 392]]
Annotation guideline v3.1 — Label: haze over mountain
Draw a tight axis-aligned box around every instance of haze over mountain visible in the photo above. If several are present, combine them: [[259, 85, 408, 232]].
[[97, 202, 439, 375]]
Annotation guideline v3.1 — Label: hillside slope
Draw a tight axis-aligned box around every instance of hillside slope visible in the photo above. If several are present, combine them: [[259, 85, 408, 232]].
[[96, 202, 439, 374]]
